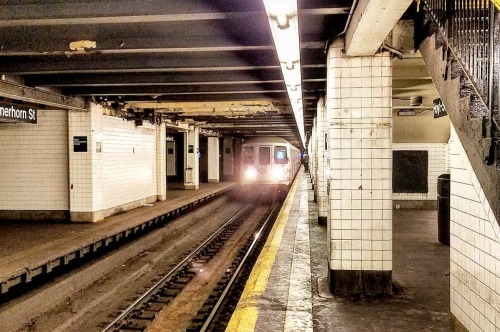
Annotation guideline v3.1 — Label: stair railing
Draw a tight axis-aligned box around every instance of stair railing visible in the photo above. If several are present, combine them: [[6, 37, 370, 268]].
[[423, 0, 500, 165]]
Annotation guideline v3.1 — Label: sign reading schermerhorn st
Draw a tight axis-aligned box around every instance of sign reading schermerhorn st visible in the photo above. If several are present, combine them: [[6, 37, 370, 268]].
[[0, 102, 37, 124]]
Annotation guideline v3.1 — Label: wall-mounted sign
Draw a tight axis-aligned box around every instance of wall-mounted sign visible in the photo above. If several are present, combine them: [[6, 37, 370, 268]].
[[73, 136, 88, 152], [0, 102, 37, 124], [433, 98, 448, 118]]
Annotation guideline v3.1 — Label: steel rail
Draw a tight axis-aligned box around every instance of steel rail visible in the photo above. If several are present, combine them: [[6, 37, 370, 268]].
[[200, 202, 281, 332], [101, 204, 251, 332]]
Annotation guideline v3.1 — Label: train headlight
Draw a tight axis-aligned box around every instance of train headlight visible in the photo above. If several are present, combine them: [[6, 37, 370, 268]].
[[245, 167, 257, 180], [272, 167, 284, 180]]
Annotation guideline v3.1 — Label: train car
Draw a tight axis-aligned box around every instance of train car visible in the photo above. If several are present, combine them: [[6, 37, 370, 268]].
[[240, 136, 301, 187]]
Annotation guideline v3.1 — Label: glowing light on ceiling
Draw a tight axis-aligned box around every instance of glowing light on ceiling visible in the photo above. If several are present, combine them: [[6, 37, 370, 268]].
[[262, 0, 305, 147]]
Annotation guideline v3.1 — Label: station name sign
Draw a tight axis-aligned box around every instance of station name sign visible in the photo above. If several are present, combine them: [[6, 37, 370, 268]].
[[0, 102, 37, 124]]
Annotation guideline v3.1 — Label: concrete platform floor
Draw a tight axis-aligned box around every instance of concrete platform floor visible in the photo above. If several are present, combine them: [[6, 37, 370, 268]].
[[0, 182, 236, 290], [228, 171, 451, 331]]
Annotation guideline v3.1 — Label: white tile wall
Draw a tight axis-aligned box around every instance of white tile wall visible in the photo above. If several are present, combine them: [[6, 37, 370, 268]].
[[449, 127, 500, 331], [156, 123, 166, 199], [69, 104, 162, 219], [316, 98, 329, 218], [392, 143, 448, 201], [68, 104, 103, 213], [184, 127, 199, 186], [102, 115, 157, 209], [0, 110, 69, 210], [327, 40, 392, 272], [208, 136, 219, 182], [311, 117, 317, 185]]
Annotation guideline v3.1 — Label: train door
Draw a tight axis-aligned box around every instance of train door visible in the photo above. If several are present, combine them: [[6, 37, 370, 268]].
[[258, 146, 271, 176]]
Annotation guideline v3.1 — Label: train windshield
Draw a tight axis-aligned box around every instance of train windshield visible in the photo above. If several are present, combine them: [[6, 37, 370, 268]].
[[242, 146, 254, 165], [274, 146, 288, 164], [259, 147, 271, 165]]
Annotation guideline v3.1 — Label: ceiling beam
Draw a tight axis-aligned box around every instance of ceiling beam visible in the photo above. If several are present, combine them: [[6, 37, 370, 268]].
[[0, 12, 263, 27], [345, 0, 413, 56], [62, 82, 300, 96], [0, 80, 85, 110], [0, 55, 281, 75]]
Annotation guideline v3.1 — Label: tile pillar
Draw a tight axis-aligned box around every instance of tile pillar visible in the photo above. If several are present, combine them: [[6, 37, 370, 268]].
[[316, 97, 328, 225], [68, 102, 104, 222], [156, 122, 166, 200], [184, 126, 199, 190], [309, 117, 318, 189], [326, 39, 393, 296], [207, 136, 220, 183]]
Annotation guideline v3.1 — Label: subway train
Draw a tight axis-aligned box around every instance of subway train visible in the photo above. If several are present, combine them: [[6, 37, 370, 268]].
[[240, 136, 301, 187]]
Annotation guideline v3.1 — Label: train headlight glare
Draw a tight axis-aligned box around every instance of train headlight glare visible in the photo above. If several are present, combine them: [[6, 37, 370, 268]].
[[245, 167, 257, 180], [272, 167, 284, 180]]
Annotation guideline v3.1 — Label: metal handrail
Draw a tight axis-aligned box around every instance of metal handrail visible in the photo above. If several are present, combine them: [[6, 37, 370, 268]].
[[422, 0, 499, 134], [424, 0, 493, 102]]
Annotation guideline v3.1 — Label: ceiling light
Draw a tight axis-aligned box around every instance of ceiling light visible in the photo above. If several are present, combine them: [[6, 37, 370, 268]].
[[284, 60, 295, 70], [275, 14, 290, 29], [263, 0, 305, 147]]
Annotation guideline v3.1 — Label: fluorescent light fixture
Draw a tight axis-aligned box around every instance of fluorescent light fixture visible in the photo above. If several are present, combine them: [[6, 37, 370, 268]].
[[263, 0, 305, 148]]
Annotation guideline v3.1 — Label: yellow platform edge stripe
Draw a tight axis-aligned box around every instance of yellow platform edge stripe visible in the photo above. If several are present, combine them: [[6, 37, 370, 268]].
[[225, 175, 300, 332], [493, 0, 500, 10]]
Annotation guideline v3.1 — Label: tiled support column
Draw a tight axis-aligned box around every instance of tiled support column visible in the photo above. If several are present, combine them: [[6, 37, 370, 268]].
[[207, 136, 220, 183], [316, 97, 328, 225], [223, 137, 234, 178], [326, 39, 393, 296], [156, 123, 166, 200], [68, 103, 104, 222], [312, 115, 318, 189], [184, 126, 199, 190]]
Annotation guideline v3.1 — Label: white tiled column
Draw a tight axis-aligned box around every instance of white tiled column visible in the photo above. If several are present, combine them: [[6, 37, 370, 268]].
[[207, 136, 220, 183], [156, 123, 166, 200], [312, 115, 318, 188], [184, 126, 199, 190], [316, 97, 328, 224], [68, 103, 104, 222], [326, 39, 393, 295]]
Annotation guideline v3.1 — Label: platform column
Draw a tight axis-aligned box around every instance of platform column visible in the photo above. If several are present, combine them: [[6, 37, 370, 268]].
[[222, 137, 234, 179], [326, 39, 393, 296], [207, 136, 220, 183], [316, 97, 328, 225], [313, 115, 318, 188], [184, 126, 199, 190], [68, 103, 104, 222], [156, 122, 166, 200]]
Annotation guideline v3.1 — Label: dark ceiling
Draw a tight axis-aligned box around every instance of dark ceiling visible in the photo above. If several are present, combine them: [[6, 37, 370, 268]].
[[0, 0, 353, 149]]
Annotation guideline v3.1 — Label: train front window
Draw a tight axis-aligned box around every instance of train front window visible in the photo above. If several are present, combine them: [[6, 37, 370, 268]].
[[274, 146, 287, 164], [242, 146, 255, 165], [259, 147, 271, 165]]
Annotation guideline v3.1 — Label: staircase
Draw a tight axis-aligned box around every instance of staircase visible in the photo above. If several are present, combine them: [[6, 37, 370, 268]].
[[417, 3, 500, 223]]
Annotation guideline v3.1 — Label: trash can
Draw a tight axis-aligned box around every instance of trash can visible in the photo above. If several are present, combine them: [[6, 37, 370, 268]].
[[437, 174, 450, 245]]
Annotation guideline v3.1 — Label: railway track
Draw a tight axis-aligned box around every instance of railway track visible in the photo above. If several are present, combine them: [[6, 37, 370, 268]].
[[100, 189, 283, 332]]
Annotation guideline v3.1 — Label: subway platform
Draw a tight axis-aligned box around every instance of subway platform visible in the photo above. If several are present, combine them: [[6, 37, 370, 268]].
[[0, 182, 236, 296], [227, 170, 452, 331]]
